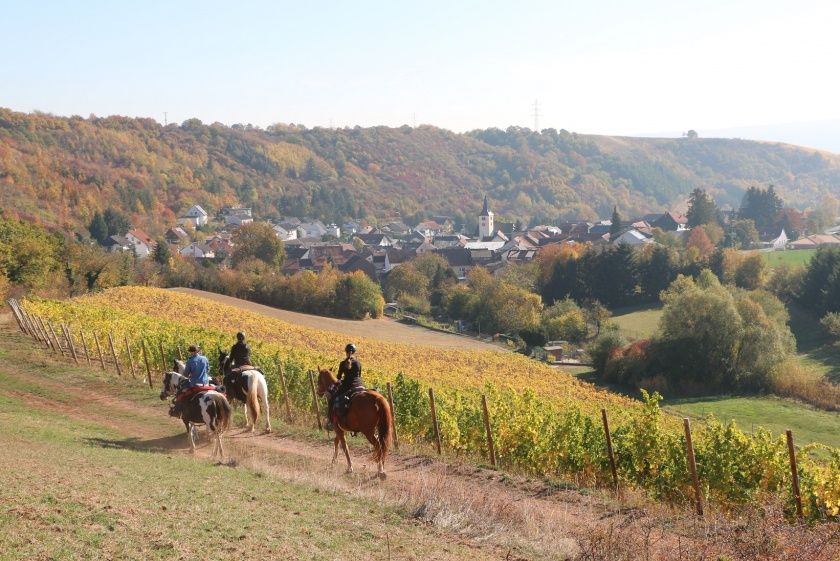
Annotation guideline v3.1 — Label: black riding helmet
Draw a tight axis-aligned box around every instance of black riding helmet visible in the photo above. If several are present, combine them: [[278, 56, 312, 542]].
[[236, 332, 245, 341], [345, 343, 357, 354]]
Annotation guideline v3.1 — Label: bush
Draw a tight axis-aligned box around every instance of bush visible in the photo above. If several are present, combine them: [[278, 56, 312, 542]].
[[589, 330, 626, 376]]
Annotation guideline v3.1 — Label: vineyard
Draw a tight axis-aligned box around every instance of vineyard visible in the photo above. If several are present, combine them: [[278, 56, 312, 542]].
[[11, 287, 840, 521]]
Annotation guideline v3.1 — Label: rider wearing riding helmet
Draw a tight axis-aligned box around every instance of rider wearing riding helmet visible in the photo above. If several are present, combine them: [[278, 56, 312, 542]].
[[326, 343, 363, 430], [229, 332, 252, 368]]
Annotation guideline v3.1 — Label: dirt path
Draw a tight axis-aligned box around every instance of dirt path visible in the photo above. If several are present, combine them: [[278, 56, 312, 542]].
[[171, 287, 506, 352]]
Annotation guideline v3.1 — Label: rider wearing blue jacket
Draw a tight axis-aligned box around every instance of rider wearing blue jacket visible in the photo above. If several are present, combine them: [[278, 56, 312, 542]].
[[183, 345, 210, 387]]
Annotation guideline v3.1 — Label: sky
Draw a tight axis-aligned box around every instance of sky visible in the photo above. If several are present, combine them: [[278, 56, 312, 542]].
[[3, 0, 840, 145]]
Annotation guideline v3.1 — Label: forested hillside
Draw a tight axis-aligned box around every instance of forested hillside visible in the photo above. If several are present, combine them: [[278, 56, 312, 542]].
[[2, 108, 839, 236]]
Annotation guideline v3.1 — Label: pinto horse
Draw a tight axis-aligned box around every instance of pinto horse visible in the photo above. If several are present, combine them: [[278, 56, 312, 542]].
[[316, 368, 393, 477], [159, 369, 231, 458], [218, 351, 272, 433]]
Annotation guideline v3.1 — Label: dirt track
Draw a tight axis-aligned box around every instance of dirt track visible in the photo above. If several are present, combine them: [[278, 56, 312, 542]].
[[171, 287, 506, 352]]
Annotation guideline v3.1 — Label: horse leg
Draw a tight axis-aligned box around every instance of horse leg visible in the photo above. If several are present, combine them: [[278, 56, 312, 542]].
[[185, 421, 196, 453], [261, 381, 271, 433], [363, 430, 385, 478], [339, 431, 353, 473], [332, 433, 340, 464]]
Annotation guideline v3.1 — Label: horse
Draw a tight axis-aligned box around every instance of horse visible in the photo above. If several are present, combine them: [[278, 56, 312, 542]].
[[159, 369, 231, 459], [316, 368, 393, 477], [218, 351, 272, 433]]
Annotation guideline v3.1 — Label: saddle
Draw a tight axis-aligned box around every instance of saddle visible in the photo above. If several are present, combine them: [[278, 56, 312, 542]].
[[230, 365, 258, 374], [334, 385, 367, 418], [175, 385, 222, 403]]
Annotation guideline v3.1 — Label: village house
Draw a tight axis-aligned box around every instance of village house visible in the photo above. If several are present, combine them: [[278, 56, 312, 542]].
[[612, 228, 655, 246], [273, 224, 299, 241], [125, 228, 157, 258], [297, 220, 329, 240], [179, 242, 215, 259], [788, 233, 840, 249], [178, 205, 209, 228], [104, 235, 133, 253], [436, 247, 474, 280], [651, 211, 689, 232], [354, 232, 395, 247], [165, 227, 190, 245]]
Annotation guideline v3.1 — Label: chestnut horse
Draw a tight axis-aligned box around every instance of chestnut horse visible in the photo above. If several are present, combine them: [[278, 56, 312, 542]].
[[316, 368, 393, 477]]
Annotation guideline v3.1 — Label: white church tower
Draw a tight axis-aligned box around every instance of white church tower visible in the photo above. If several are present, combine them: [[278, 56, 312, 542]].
[[479, 195, 494, 240]]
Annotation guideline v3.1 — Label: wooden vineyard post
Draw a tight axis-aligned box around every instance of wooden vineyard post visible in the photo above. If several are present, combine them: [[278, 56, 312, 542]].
[[786, 430, 804, 523], [683, 418, 703, 516], [7, 300, 27, 334], [278, 361, 293, 422], [47, 322, 66, 356], [601, 409, 619, 492], [481, 394, 497, 467], [63, 324, 79, 365], [39, 317, 56, 352], [386, 382, 399, 451], [308, 371, 323, 431], [94, 333, 106, 370], [80, 331, 91, 366], [428, 388, 441, 455], [141, 340, 153, 388], [177, 346, 184, 362], [35, 316, 51, 349], [124, 336, 137, 380], [107, 333, 122, 376], [159, 341, 167, 373]]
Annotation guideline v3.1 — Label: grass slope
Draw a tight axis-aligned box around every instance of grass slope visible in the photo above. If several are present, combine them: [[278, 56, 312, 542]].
[[0, 331, 500, 561], [664, 395, 840, 449], [762, 249, 817, 269]]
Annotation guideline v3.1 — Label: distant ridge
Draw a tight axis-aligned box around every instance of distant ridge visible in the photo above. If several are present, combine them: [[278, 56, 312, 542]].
[[2, 108, 839, 235]]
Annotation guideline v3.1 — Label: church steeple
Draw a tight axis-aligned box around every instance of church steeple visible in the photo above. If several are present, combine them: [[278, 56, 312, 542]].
[[480, 195, 490, 217], [478, 194, 494, 239]]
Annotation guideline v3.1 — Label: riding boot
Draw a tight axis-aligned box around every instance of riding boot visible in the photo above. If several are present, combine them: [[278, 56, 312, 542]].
[[325, 400, 335, 431]]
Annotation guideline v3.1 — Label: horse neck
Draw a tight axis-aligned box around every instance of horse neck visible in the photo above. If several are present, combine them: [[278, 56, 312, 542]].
[[319, 371, 337, 393]]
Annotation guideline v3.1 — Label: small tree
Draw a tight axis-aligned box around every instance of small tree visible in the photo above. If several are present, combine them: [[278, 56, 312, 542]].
[[610, 206, 623, 240], [153, 239, 172, 267], [231, 222, 286, 272]]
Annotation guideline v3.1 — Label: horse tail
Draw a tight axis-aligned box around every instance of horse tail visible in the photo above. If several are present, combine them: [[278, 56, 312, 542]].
[[374, 392, 393, 463], [247, 374, 261, 427], [216, 394, 232, 434]]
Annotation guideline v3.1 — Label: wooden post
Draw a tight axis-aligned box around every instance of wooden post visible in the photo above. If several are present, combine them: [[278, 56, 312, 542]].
[[47, 322, 66, 356], [386, 382, 399, 451], [428, 388, 441, 455], [601, 409, 619, 491], [14, 303, 32, 337], [683, 418, 703, 516], [7, 300, 27, 334], [63, 324, 79, 365], [481, 394, 497, 467], [141, 340, 153, 388], [33, 316, 50, 348], [107, 333, 122, 376], [124, 335, 137, 379], [177, 346, 184, 362], [80, 331, 91, 366], [158, 341, 167, 373], [37, 317, 55, 351], [786, 430, 804, 523], [21, 309, 38, 340], [308, 370, 323, 431], [278, 361, 293, 422], [94, 333, 106, 370]]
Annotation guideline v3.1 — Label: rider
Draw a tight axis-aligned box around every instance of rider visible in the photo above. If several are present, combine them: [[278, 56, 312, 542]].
[[169, 345, 211, 417], [229, 332, 252, 369], [326, 343, 363, 430]]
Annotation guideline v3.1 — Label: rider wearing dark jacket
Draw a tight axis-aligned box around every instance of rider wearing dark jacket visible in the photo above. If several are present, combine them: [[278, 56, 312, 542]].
[[230, 332, 252, 368], [326, 343, 363, 430]]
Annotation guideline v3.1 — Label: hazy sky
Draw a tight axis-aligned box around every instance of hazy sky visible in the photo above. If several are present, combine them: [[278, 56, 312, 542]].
[[3, 0, 839, 136]]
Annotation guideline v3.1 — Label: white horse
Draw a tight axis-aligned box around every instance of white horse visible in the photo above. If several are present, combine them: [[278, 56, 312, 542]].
[[159, 368, 231, 458], [218, 351, 272, 433]]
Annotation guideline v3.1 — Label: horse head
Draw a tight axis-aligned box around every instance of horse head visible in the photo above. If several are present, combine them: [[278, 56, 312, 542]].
[[218, 351, 230, 374], [316, 367, 338, 397], [159, 371, 185, 400], [174, 359, 186, 374]]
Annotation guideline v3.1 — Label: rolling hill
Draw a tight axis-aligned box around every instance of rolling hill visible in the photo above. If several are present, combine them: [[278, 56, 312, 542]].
[[2, 107, 839, 236]]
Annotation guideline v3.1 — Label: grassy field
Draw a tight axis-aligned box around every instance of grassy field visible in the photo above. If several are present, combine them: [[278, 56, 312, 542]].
[[610, 304, 663, 341], [761, 248, 816, 269], [664, 395, 840, 449]]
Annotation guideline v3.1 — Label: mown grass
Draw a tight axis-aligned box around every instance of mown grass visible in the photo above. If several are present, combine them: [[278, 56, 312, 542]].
[[0, 334, 499, 561], [762, 248, 816, 269], [664, 395, 840, 449], [610, 304, 662, 341]]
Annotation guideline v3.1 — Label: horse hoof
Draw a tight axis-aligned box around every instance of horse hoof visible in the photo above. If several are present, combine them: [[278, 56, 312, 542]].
[[378, 472, 387, 480], [346, 468, 354, 474], [265, 428, 272, 434]]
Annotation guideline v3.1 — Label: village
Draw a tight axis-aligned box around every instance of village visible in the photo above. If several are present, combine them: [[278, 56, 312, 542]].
[[100, 194, 840, 288]]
